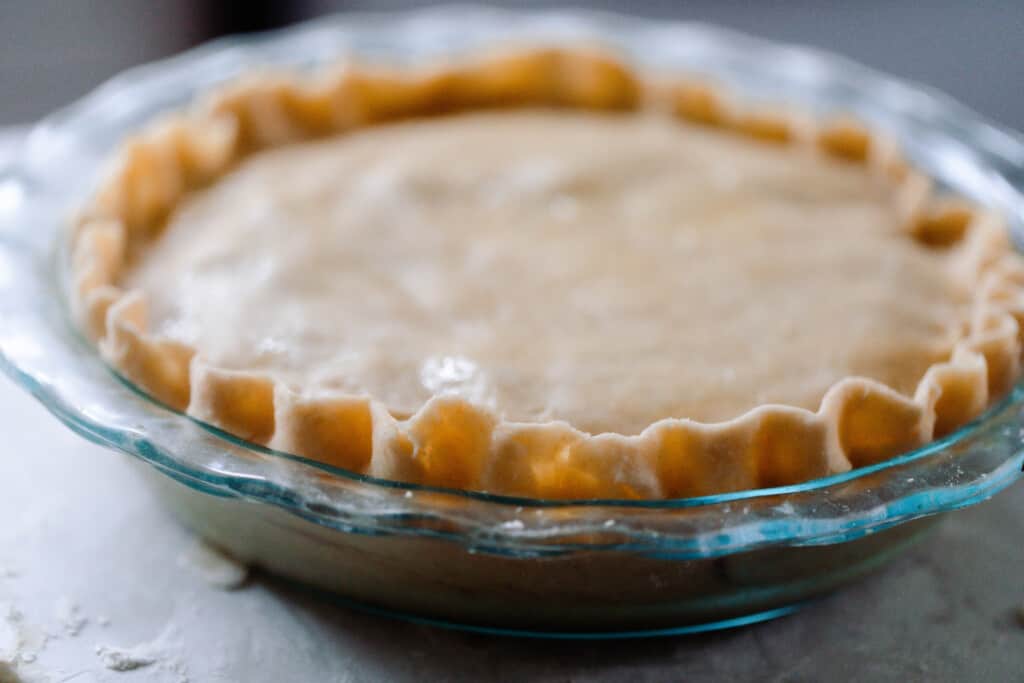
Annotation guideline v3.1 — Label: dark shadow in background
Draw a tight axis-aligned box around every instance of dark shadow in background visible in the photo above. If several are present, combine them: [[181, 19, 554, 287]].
[[1, 1, 1022, 128]]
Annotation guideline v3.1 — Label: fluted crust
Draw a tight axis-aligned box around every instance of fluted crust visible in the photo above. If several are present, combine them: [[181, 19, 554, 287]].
[[68, 47, 1024, 499]]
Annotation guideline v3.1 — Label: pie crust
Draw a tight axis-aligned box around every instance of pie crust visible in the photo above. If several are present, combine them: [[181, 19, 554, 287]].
[[68, 47, 1024, 499]]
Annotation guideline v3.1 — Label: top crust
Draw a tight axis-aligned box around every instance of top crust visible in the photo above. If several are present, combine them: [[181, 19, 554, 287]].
[[69, 47, 1024, 499]]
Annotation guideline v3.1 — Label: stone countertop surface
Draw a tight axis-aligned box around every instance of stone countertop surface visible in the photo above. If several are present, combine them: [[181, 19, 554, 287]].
[[1, 373, 1022, 683], [0, 130, 1023, 683]]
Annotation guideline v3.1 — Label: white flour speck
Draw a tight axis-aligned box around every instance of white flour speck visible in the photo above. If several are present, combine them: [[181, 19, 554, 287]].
[[1, 605, 48, 668], [95, 643, 157, 672], [94, 623, 185, 677], [54, 597, 87, 637], [775, 501, 797, 515]]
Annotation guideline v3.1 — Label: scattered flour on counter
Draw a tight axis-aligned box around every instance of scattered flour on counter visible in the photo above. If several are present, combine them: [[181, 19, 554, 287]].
[[0, 605, 48, 668], [94, 624, 187, 680], [176, 540, 248, 590], [53, 597, 87, 637], [0, 596, 93, 682], [94, 644, 156, 672]]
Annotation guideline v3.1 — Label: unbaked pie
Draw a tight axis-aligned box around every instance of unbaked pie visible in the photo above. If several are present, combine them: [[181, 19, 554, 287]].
[[68, 47, 1024, 499]]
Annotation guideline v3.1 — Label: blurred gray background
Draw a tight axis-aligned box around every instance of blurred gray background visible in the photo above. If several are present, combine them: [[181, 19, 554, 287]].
[[2, 1, 1023, 129]]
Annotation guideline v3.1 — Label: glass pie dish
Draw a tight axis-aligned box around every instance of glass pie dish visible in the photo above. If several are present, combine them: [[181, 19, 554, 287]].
[[1, 7, 1023, 638]]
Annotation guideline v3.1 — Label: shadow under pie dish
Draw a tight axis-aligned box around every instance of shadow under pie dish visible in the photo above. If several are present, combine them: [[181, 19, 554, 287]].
[[68, 46, 1024, 500]]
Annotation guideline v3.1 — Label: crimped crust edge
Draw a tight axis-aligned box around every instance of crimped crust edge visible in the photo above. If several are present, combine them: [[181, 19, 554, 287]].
[[68, 47, 1024, 500]]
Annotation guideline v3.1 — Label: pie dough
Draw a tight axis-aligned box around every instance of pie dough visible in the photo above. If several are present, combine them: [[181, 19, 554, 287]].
[[68, 48, 1024, 499]]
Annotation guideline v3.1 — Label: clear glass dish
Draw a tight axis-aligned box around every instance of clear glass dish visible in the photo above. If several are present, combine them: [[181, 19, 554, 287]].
[[1, 7, 1022, 638]]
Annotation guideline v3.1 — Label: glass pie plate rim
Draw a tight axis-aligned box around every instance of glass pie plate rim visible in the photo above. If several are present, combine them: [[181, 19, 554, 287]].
[[1, 5, 1022, 561]]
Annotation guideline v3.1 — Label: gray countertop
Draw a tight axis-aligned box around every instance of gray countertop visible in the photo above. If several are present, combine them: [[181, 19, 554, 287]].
[[0, 373, 1022, 683]]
